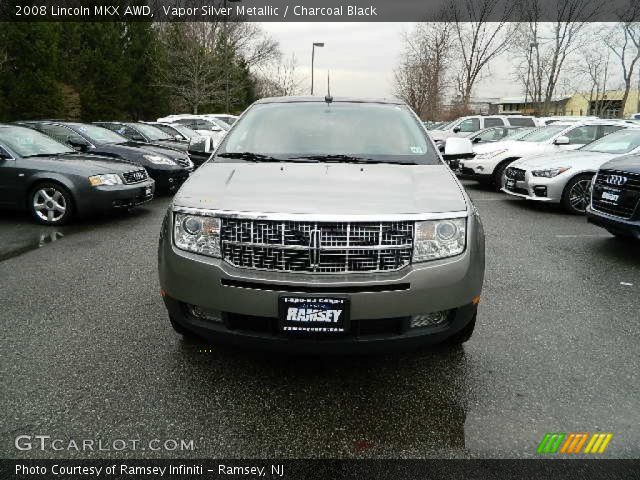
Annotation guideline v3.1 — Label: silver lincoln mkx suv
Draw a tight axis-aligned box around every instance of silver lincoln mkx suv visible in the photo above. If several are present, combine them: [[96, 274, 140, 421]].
[[158, 97, 485, 353]]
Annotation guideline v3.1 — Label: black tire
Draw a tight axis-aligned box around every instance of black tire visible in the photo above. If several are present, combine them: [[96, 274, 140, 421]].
[[447, 314, 476, 345], [607, 230, 635, 241], [28, 182, 74, 225], [169, 316, 199, 338], [492, 161, 512, 192], [561, 173, 594, 215]]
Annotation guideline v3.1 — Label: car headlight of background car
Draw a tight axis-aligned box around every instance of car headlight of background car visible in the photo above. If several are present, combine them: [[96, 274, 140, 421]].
[[531, 167, 570, 178], [474, 149, 507, 160], [413, 218, 466, 262], [143, 154, 176, 165], [174, 213, 221, 258], [88, 173, 122, 186]]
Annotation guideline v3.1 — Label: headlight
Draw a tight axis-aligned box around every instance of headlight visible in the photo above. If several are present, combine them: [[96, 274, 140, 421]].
[[474, 149, 507, 160], [88, 174, 122, 186], [413, 218, 466, 262], [174, 213, 221, 258], [532, 167, 570, 178], [143, 154, 176, 165]]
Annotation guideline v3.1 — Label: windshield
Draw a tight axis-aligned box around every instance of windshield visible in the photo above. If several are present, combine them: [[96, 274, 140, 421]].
[[0, 126, 74, 157], [507, 127, 538, 140], [580, 129, 640, 154], [130, 123, 172, 141], [74, 124, 127, 144], [168, 124, 199, 138], [517, 125, 567, 142], [217, 102, 439, 164]]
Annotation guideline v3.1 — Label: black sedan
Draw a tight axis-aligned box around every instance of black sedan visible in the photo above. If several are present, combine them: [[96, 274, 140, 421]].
[[19, 121, 191, 193], [95, 121, 189, 152], [0, 124, 155, 225], [587, 153, 640, 240]]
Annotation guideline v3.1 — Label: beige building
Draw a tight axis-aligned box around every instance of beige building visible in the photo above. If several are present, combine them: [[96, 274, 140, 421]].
[[496, 90, 640, 118]]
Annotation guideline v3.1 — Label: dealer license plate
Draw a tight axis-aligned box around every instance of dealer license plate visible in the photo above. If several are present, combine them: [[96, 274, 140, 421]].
[[601, 191, 620, 204], [279, 296, 349, 334]]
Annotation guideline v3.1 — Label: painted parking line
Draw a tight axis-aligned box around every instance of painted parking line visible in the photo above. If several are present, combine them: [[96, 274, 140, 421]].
[[555, 234, 612, 238]]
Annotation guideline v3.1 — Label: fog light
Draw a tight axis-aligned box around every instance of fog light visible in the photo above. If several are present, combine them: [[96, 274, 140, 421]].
[[533, 186, 547, 197], [189, 305, 222, 323], [410, 311, 449, 328]]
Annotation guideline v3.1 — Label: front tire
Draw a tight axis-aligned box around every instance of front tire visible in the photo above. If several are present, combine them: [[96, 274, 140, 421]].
[[492, 161, 511, 192], [562, 174, 594, 214], [29, 182, 74, 225]]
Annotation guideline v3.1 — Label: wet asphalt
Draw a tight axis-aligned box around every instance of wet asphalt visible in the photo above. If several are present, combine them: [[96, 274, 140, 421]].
[[0, 181, 638, 459]]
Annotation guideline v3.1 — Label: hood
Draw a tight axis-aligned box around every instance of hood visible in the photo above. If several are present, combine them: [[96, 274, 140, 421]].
[[600, 153, 640, 174], [428, 130, 455, 141], [150, 140, 189, 152], [33, 153, 138, 174], [510, 150, 613, 170], [174, 163, 468, 215], [123, 142, 188, 160]]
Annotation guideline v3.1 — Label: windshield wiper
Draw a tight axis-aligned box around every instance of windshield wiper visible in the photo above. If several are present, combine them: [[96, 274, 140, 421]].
[[24, 152, 74, 158], [217, 152, 313, 163], [289, 154, 417, 165]]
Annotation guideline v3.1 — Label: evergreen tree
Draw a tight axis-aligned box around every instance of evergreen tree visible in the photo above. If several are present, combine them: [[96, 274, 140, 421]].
[[0, 23, 64, 121]]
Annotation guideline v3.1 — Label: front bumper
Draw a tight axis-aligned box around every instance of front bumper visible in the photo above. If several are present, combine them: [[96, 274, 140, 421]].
[[148, 169, 190, 191], [75, 179, 155, 216], [158, 210, 485, 353], [586, 206, 640, 240], [501, 170, 566, 203]]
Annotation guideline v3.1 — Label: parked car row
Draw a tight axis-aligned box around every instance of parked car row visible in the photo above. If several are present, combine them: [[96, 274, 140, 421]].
[[0, 115, 232, 225], [441, 117, 640, 239]]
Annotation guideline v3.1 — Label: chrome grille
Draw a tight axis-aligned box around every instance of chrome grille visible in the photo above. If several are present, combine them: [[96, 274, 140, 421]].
[[122, 169, 148, 184], [220, 219, 414, 273]]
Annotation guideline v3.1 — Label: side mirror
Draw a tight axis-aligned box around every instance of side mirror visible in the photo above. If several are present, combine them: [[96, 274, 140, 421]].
[[68, 136, 91, 151], [452, 126, 461, 133], [554, 135, 570, 145], [443, 137, 474, 160], [472, 137, 482, 143], [211, 126, 222, 132], [175, 134, 184, 141]]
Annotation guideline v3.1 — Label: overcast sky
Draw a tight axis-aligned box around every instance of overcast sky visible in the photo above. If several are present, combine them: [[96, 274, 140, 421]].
[[261, 22, 519, 100]]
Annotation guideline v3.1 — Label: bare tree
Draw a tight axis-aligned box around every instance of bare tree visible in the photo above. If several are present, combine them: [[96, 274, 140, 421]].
[[393, 22, 452, 119], [447, 0, 515, 106], [158, 21, 279, 113], [605, 2, 640, 117], [513, 0, 602, 115], [254, 53, 305, 98], [578, 46, 612, 116]]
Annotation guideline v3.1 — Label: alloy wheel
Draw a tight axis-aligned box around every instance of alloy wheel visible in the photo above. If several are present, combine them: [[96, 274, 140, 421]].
[[568, 179, 592, 213], [33, 187, 67, 223]]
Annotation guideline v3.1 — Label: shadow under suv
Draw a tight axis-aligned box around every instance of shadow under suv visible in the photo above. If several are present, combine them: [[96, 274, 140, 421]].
[[158, 97, 485, 353]]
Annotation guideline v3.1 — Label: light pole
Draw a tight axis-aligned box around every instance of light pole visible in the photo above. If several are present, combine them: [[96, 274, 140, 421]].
[[224, 0, 241, 113], [523, 42, 538, 114], [311, 42, 324, 95]]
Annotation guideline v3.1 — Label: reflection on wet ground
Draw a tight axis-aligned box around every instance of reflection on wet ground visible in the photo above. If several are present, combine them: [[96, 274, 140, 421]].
[[167, 341, 471, 457]]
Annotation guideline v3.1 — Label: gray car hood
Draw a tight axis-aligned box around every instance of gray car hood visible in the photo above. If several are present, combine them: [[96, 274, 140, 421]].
[[174, 162, 467, 215]]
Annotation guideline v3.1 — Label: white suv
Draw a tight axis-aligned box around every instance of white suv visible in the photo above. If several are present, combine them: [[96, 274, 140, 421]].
[[457, 120, 627, 190], [429, 115, 537, 144]]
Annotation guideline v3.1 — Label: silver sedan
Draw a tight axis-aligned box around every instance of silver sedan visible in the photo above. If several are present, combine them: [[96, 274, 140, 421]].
[[502, 128, 640, 214]]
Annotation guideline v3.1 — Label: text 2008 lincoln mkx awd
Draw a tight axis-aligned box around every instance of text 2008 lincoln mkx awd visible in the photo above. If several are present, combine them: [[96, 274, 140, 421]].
[[158, 97, 485, 353]]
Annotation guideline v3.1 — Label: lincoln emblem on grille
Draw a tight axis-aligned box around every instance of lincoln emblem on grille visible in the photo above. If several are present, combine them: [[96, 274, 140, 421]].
[[308, 229, 321, 268], [605, 175, 628, 186]]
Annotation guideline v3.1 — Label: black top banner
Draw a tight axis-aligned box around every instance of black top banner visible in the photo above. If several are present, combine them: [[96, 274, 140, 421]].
[[2, 0, 637, 22]]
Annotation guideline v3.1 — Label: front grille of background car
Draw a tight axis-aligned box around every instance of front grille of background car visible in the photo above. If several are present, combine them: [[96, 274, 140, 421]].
[[121, 169, 148, 184], [220, 219, 414, 273], [505, 167, 526, 181], [592, 170, 640, 219]]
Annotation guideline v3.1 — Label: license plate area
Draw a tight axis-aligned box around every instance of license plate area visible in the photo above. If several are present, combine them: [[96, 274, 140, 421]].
[[279, 296, 349, 334], [600, 188, 621, 204]]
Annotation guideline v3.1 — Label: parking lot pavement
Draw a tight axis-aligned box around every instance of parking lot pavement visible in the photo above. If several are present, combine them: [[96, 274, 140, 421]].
[[1, 181, 638, 459]]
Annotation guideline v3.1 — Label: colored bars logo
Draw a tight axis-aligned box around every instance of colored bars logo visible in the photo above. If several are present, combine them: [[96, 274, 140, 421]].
[[537, 433, 613, 454]]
